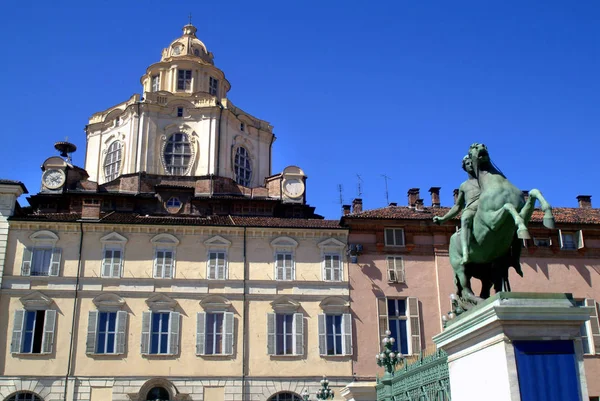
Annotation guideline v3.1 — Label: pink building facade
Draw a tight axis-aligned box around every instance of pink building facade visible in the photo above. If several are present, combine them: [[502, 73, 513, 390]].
[[342, 191, 600, 397]]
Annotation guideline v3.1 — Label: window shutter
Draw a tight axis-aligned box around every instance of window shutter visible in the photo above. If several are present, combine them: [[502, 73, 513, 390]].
[[208, 253, 216, 279], [164, 251, 173, 279], [293, 313, 304, 356], [585, 299, 600, 354], [377, 298, 389, 352], [407, 297, 421, 355], [168, 312, 180, 355], [333, 256, 341, 281], [168, 251, 176, 278], [41, 310, 57, 354], [112, 250, 122, 278], [11, 310, 25, 353], [324, 256, 332, 281], [86, 311, 98, 354], [578, 230, 585, 249], [116, 311, 127, 354], [102, 249, 112, 277], [49, 248, 62, 277], [140, 311, 151, 355], [318, 314, 327, 356], [224, 312, 234, 355], [196, 312, 206, 355], [289, 255, 295, 280], [558, 230, 565, 249], [21, 247, 33, 276], [387, 258, 396, 282], [397, 258, 405, 283], [153, 250, 160, 278], [218, 254, 227, 280], [342, 313, 352, 355], [275, 255, 283, 280], [267, 313, 276, 355]]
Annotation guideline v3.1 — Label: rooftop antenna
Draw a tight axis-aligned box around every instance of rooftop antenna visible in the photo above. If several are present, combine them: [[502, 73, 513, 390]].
[[338, 184, 344, 206], [381, 174, 392, 205], [54, 137, 77, 164], [188, 12, 193, 25], [356, 174, 363, 198]]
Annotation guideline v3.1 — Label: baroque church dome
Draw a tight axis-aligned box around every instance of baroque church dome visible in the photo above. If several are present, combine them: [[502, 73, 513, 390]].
[[160, 24, 214, 65]]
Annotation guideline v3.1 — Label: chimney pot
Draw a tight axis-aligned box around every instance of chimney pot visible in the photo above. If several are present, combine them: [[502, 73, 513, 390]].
[[415, 198, 424, 211], [342, 204, 351, 215], [389, 202, 397, 207], [82, 198, 101, 220], [577, 195, 592, 209], [408, 188, 420, 207], [352, 198, 363, 213], [429, 187, 441, 207], [453, 189, 459, 203]]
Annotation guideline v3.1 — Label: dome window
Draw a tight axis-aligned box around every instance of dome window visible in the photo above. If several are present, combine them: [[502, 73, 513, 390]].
[[104, 141, 122, 182], [234, 146, 252, 187], [194, 48, 200, 56], [209, 77, 219, 96], [164, 133, 192, 175], [177, 107, 184, 117], [177, 70, 192, 91], [151, 75, 160, 92]]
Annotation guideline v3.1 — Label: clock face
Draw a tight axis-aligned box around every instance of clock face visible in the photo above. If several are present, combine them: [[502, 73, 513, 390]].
[[42, 169, 65, 190], [283, 178, 304, 199]]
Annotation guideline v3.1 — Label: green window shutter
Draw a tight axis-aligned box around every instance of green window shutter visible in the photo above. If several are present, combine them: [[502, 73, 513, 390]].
[[116, 311, 128, 354], [196, 312, 206, 355], [293, 313, 304, 356], [168, 311, 180, 355], [224, 312, 234, 355], [21, 247, 33, 276], [407, 297, 421, 355], [11, 310, 25, 353], [41, 310, 57, 354], [140, 311, 151, 355], [86, 311, 98, 354], [318, 314, 327, 356], [49, 248, 62, 276], [267, 313, 276, 355]]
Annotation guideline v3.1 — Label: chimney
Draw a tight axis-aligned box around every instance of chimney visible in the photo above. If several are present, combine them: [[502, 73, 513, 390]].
[[389, 202, 397, 207], [408, 188, 420, 207], [522, 190, 529, 202], [82, 198, 101, 219], [415, 198, 424, 211], [342, 204, 351, 215], [352, 198, 363, 213], [429, 187, 441, 207], [577, 195, 592, 209]]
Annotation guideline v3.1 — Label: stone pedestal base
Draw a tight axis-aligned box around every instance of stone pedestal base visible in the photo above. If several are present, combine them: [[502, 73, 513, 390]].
[[340, 381, 377, 401], [433, 293, 591, 401]]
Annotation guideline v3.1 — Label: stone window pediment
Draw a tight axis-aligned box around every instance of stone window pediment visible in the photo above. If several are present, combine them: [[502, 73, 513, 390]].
[[100, 232, 128, 244], [204, 235, 231, 248], [29, 230, 59, 246], [20, 291, 53, 309], [318, 237, 346, 249], [320, 296, 350, 313], [270, 236, 298, 250], [92, 293, 125, 310], [270, 296, 300, 313], [151, 233, 180, 247], [200, 295, 232, 312], [146, 294, 177, 311]]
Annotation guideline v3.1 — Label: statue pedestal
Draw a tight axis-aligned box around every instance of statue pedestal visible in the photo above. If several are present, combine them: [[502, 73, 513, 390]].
[[433, 293, 592, 401], [339, 381, 377, 401]]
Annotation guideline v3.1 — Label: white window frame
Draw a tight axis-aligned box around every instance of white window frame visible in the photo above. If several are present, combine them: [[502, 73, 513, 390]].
[[197, 295, 235, 356], [151, 234, 179, 279], [11, 293, 56, 355], [323, 254, 342, 282], [151, 74, 160, 92], [266, 297, 304, 357], [384, 228, 405, 247], [559, 229, 584, 250], [204, 235, 232, 280], [234, 146, 253, 187], [177, 69, 192, 91], [318, 237, 346, 282], [209, 76, 219, 96], [271, 237, 298, 281], [100, 232, 127, 278], [104, 141, 123, 182], [207, 250, 228, 280], [22, 231, 61, 277], [376, 297, 421, 356], [141, 294, 180, 356], [163, 133, 193, 175], [386, 256, 405, 283], [275, 252, 294, 281]]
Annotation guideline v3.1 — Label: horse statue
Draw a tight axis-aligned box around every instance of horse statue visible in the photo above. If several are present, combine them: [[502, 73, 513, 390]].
[[447, 143, 555, 310]]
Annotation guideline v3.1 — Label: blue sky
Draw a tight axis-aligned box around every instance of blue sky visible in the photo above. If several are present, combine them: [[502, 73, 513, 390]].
[[0, 1, 598, 219]]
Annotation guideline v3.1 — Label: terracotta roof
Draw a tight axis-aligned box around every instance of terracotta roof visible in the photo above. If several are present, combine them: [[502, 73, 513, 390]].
[[343, 206, 600, 225], [10, 212, 343, 229]]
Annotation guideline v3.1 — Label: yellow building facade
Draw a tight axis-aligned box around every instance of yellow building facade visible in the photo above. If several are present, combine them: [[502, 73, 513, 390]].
[[0, 23, 352, 401]]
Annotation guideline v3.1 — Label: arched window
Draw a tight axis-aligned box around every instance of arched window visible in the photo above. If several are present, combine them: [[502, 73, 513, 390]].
[[104, 141, 122, 182], [164, 133, 192, 175], [146, 387, 170, 400], [6, 392, 43, 401], [234, 147, 252, 186], [267, 393, 302, 401]]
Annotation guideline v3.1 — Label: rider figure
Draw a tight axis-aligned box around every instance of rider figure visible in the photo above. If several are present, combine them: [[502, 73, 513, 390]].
[[433, 155, 479, 265]]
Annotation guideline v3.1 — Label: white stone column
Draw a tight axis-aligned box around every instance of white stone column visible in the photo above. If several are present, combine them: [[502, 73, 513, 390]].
[[433, 293, 591, 401]]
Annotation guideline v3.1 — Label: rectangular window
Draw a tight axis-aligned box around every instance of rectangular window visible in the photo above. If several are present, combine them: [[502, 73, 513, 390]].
[[177, 107, 183, 117], [209, 77, 219, 96], [386, 256, 405, 283], [240, 122, 245, 131], [151, 75, 160, 91], [533, 237, 552, 247], [96, 312, 117, 354], [276, 314, 294, 355], [150, 312, 171, 355], [323, 254, 342, 281], [207, 251, 227, 279], [275, 252, 294, 280], [154, 249, 174, 279], [267, 313, 303, 356], [102, 248, 122, 278], [177, 70, 192, 90], [384, 228, 405, 246], [560, 230, 584, 250], [11, 309, 56, 354], [31, 248, 52, 276], [21, 247, 61, 277], [205, 313, 224, 355], [326, 315, 343, 355], [387, 299, 409, 355]]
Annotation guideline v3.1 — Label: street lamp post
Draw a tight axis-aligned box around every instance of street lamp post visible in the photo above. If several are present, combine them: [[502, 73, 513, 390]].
[[301, 388, 310, 401], [376, 330, 403, 375], [316, 376, 334, 400]]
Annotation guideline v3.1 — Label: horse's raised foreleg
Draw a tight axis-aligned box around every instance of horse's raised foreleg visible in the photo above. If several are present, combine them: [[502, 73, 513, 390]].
[[521, 189, 555, 229], [502, 203, 530, 239]]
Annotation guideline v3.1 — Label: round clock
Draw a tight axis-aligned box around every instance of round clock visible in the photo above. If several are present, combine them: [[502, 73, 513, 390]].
[[42, 169, 66, 190], [283, 178, 305, 199]]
